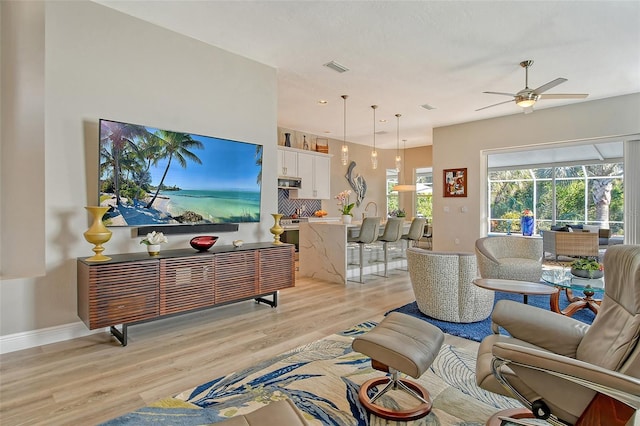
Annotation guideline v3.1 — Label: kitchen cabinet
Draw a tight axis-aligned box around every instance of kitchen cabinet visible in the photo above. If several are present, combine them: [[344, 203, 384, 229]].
[[292, 151, 331, 199], [277, 148, 298, 177]]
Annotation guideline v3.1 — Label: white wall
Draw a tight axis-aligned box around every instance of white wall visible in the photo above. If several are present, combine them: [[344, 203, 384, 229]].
[[0, 1, 277, 340], [432, 93, 640, 253]]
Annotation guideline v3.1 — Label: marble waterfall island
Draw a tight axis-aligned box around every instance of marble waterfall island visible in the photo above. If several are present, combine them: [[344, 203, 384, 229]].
[[299, 221, 406, 284]]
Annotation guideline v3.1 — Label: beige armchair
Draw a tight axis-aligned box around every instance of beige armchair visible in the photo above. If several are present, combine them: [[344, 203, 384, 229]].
[[476, 244, 640, 425], [406, 247, 494, 323], [475, 236, 543, 283]]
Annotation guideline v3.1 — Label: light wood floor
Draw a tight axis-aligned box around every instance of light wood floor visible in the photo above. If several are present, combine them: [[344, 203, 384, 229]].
[[0, 267, 479, 426]]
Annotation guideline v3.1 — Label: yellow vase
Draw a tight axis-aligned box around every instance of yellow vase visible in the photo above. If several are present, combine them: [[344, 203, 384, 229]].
[[270, 213, 284, 245], [83, 206, 112, 261]]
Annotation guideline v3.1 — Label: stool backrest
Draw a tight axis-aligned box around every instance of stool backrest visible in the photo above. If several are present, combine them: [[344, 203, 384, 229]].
[[405, 217, 426, 241], [357, 217, 381, 244], [380, 218, 404, 242]]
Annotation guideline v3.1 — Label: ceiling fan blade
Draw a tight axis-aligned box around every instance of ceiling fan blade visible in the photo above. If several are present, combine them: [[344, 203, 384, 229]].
[[540, 93, 589, 99], [483, 91, 516, 97], [532, 77, 567, 94], [476, 99, 513, 111]]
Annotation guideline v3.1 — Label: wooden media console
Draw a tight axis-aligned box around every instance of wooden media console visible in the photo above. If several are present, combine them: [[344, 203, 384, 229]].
[[77, 242, 295, 346]]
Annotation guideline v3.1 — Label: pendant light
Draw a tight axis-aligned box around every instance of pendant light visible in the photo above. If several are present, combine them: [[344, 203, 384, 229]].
[[341, 95, 349, 165], [394, 113, 402, 172], [371, 105, 378, 169], [392, 139, 417, 192]]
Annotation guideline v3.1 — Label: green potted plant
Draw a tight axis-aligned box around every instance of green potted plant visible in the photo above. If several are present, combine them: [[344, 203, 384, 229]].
[[570, 257, 604, 279]]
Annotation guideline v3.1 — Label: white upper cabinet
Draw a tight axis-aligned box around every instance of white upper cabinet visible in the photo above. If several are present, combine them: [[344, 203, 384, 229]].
[[277, 148, 298, 177], [291, 151, 331, 200]]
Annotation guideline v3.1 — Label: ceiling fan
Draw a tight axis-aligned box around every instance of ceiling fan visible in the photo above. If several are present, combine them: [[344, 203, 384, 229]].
[[477, 60, 588, 113]]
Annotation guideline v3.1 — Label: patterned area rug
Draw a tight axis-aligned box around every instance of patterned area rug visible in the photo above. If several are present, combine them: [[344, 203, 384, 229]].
[[102, 322, 521, 425]]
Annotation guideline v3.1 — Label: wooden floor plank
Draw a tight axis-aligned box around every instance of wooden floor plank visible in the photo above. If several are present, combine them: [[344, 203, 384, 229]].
[[0, 270, 480, 425]]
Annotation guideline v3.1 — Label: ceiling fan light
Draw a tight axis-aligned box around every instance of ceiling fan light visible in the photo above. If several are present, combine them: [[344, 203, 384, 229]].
[[516, 93, 538, 108]]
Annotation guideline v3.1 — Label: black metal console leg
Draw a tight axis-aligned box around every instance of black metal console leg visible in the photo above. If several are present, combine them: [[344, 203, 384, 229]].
[[255, 292, 278, 308], [110, 324, 128, 346]]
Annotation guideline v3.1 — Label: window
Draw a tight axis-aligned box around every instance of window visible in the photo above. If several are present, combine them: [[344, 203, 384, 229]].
[[386, 169, 399, 216], [488, 163, 624, 235], [415, 168, 433, 219]]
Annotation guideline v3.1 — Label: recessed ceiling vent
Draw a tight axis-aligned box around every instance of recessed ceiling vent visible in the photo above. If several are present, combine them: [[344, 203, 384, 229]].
[[421, 104, 436, 110], [323, 61, 349, 73]]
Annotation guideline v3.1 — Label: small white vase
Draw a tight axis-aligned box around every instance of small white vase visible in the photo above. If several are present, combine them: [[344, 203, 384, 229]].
[[342, 215, 352, 224], [147, 244, 161, 256]]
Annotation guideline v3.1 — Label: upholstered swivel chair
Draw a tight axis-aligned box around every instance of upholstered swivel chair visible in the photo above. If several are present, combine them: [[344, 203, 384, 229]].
[[406, 248, 494, 323], [475, 236, 543, 283], [347, 217, 381, 283], [476, 244, 640, 426], [376, 217, 404, 277]]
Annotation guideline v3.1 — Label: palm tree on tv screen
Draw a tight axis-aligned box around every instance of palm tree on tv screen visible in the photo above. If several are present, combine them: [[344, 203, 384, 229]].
[[255, 144, 263, 185], [145, 130, 204, 209], [101, 121, 157, 205]]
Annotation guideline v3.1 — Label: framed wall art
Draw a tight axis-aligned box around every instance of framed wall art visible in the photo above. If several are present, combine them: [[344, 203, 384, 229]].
[[443, 168, 467, 197]]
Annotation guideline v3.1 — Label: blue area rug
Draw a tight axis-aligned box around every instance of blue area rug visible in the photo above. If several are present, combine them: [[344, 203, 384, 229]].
[[389, 290, 599, 343]]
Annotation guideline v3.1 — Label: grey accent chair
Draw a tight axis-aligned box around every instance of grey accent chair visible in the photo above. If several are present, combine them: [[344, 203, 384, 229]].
[[406, 247, 494, 323], [348, 217, 381, 283], [475, 236, 543, 283], [476, 244, 640, 425], [376, 218, 404, 277]]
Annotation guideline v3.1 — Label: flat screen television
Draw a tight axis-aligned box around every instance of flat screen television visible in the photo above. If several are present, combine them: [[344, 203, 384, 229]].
[[99, 119, 262, 226]]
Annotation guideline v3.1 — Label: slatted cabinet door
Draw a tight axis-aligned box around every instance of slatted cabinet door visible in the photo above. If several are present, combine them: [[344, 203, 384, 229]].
[[78, 260, 159, 329], [159, 256, 215, 315], [215, 251, 258, 304], [259, 245, 296, 293]]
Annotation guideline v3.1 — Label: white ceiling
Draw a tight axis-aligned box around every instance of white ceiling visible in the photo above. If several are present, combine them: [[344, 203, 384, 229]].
[[95, 1, 640, 149]]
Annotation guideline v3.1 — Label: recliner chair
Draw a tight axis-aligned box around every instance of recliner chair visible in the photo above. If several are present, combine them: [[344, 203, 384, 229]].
[[475, 244, 640, 425]]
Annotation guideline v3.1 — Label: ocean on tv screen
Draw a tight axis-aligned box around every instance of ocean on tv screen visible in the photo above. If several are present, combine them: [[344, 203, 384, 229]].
[[99, 118, 263, 226]]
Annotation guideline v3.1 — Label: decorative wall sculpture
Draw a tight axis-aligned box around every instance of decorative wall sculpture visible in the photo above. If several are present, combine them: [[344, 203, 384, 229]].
[[345, 161, 367, 207]]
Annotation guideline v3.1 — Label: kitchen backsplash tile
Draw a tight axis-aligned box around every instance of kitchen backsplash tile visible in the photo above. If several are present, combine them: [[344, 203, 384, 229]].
[[278, 189, 321, 217]]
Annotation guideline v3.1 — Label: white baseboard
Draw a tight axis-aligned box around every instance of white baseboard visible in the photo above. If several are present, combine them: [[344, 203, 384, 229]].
[[0, 322, 107, 354]]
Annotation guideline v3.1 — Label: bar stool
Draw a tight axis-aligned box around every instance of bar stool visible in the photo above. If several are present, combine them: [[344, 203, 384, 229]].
[[422, 223, 433, 250], [347, 217, 381, 283], [401, 217, 426, 250], [400, 217, 426, 269], [376, 217, 404, 277]]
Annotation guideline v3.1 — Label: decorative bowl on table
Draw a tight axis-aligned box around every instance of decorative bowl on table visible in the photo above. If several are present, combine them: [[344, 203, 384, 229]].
[[189, 236, 218, 252], [570, 268, 604, 279]]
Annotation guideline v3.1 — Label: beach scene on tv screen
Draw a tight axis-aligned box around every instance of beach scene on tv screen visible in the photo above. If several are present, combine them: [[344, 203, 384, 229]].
[[99, 119, 263, 226]]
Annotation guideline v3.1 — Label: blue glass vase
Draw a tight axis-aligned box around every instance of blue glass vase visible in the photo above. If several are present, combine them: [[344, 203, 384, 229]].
[[521, 216, 534, 236]]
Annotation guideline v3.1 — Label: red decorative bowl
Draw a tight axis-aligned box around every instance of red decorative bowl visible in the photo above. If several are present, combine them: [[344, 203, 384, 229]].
[[190, 236, 218, 252]]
